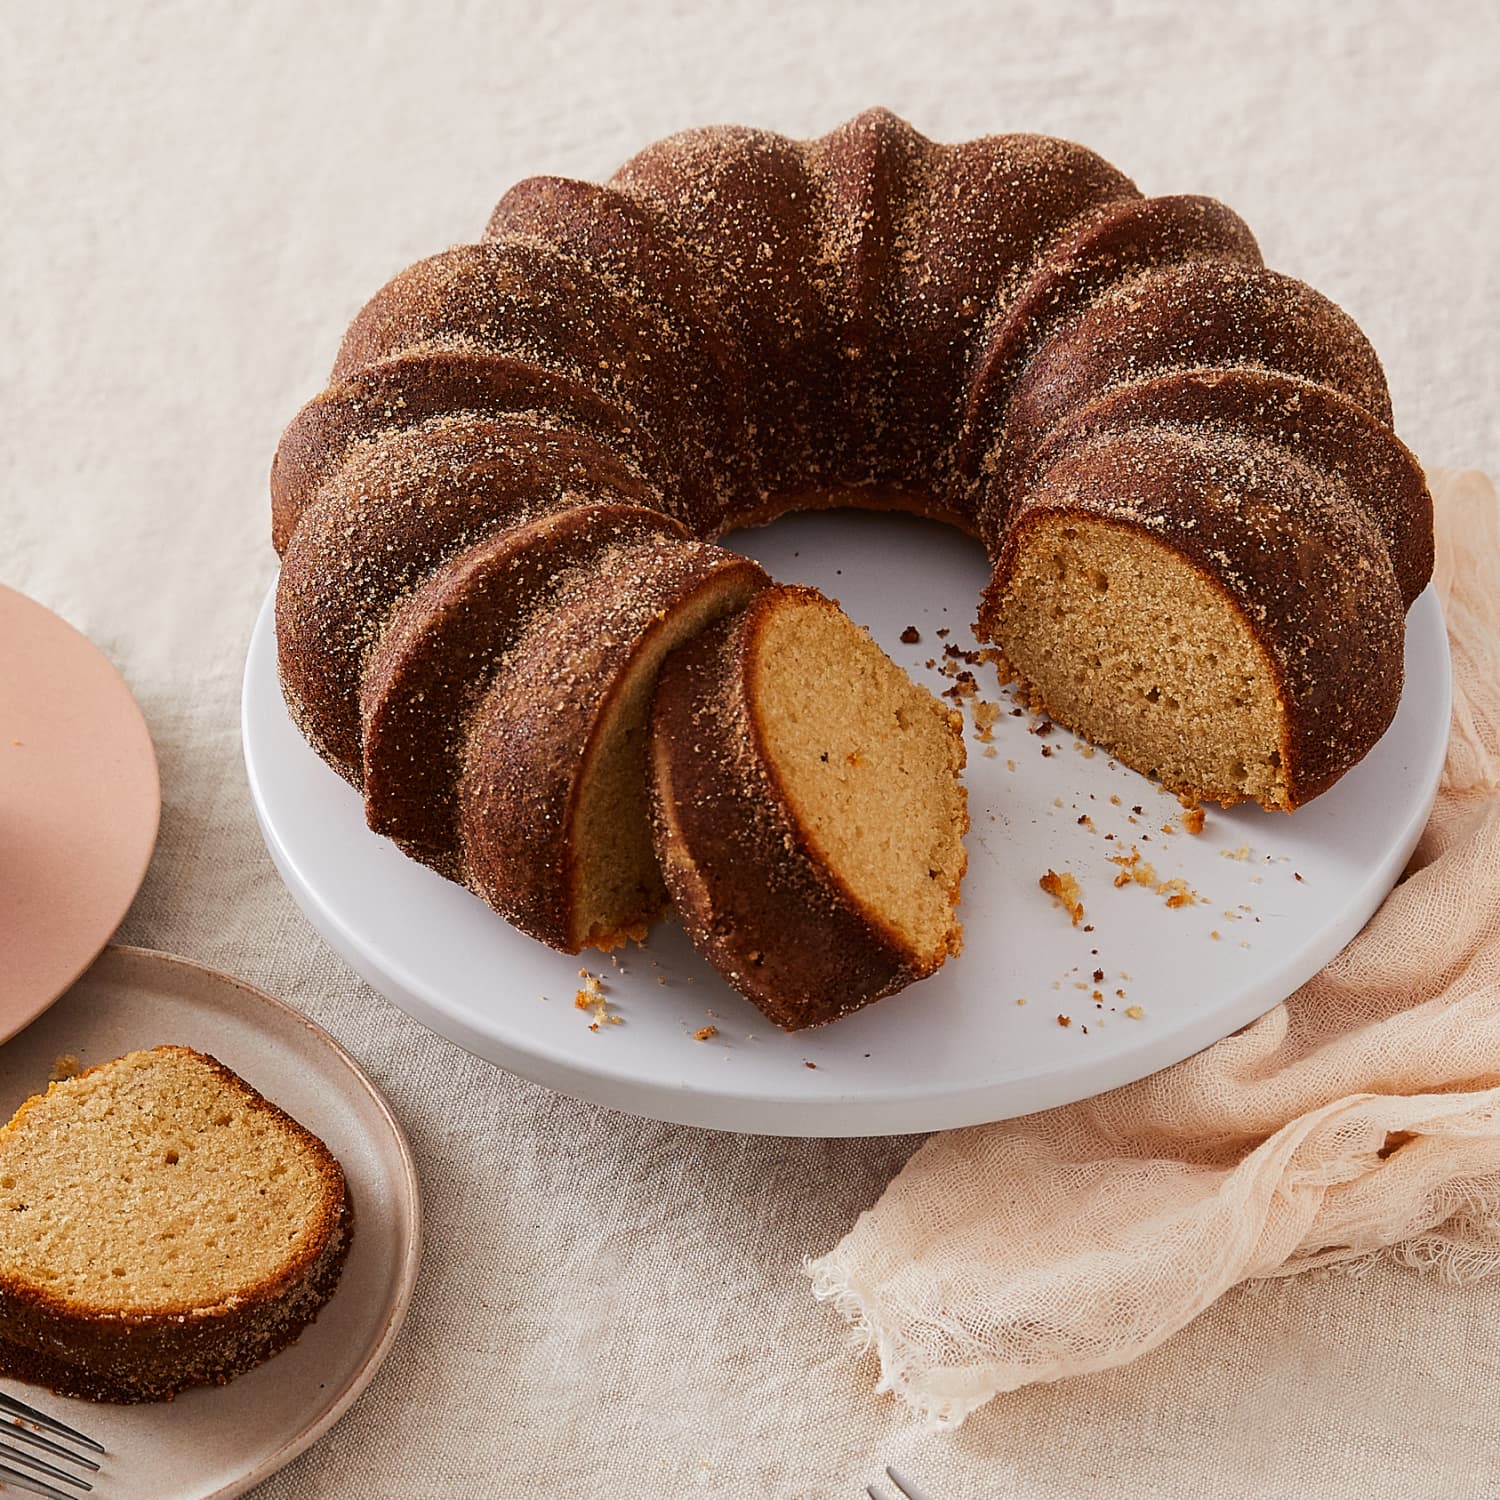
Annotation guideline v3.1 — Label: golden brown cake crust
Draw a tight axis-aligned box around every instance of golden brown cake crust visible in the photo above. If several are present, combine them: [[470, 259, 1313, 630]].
[[277, 416, 667, 783], [484, 173, 760, 532], [270, 346, 669, 554], [865, 130, 1140, 497], [329, 241, 744, 522], [460, 543, 769, 951], [0, 1047, 351, 1404], [988, 260, 1396, 512], [610, 125, 847, 498], [956, 192, 1265, 481], [1003, 366, 1434, 607], [982, 426, 1406, 807], [360, 504, 688, 878]]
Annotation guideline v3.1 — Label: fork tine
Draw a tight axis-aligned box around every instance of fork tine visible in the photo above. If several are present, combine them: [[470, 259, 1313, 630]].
[[0, 1394, 105, 1455], [867, 1487, 890, 1500], [0, 1458, 81, 1500], [0, 1440, 92, 1490], [1, 1423, 102, 1471], [885, 1468, 936, 1500]]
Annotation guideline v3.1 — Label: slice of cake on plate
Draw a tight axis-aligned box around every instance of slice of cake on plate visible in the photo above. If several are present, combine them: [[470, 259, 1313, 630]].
[[0, 1045, 351, 1402]]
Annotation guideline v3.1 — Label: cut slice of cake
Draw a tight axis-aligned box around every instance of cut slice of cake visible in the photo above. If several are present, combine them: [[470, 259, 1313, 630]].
[[458, 538, 769, 953], [649, 585, 968, 1029], [0, 1046, 351, 1403]]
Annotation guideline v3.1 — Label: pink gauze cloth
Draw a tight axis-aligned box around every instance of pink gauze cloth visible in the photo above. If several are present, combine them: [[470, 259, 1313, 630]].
[[808, 467, 1500, 1429]]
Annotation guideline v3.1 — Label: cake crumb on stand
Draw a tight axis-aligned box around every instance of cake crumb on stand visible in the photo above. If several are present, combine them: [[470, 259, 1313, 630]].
[[574, 970, 622, 1031], [1039, 869, 1084, 926]]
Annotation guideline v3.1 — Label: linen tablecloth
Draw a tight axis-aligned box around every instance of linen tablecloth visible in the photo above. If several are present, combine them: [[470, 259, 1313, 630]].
[[5, 3, 1498, 1494]]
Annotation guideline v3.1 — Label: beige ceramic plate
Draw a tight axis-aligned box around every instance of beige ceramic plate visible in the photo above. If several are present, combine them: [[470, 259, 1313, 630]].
[[0, 946, 422, 1499], [0, 585, 160, 1041]]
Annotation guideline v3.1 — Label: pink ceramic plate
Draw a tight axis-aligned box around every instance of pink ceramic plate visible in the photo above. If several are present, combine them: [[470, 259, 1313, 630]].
[[0, 583, 159, 1040], [0, 945, 422, 1499]]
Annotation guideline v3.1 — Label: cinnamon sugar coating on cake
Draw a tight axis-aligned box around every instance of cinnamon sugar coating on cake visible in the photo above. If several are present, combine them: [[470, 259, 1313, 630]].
[[649, 587, 967, 1029], [460, 540, 769, 951], [268, 108, 1433, 1016], [278, 416, 667, 782], [984, 259, 1395, 517], [361, 504, 690, 878], [983, 425, 1404, 807], [611, 126, 848, 496], [956, 193, 1265, 482]]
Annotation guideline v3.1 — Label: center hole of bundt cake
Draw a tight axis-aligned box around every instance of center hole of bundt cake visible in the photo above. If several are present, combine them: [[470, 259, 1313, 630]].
[[991, 517, 1289, 807], [749, 593, 968, 963]]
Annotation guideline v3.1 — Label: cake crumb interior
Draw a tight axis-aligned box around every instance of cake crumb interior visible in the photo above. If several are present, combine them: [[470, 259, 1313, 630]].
[[0, 1048, 331, 1313], [573, 576, 763, 949], [994, 516, 1289, 807], [750, 594, 967, 963]]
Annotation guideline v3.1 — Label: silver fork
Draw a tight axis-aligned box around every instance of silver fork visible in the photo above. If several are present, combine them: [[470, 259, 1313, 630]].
[[0, 1393, 104, 1499], [868, 1468, 936, 1500]]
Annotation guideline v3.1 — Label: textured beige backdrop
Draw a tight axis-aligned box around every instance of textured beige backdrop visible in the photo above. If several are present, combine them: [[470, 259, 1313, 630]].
[[4, 3, 1499, 1496]]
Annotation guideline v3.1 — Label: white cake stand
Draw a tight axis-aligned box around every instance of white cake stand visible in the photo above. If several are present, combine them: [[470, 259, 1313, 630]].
[[243, 509, 1449, 1137]]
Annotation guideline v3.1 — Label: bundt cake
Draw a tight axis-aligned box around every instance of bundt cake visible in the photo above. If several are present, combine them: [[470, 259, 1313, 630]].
[[270, 107, 1433, 1025], [0, 1046, 350, 1402], [650, 586, 968, 1028]]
